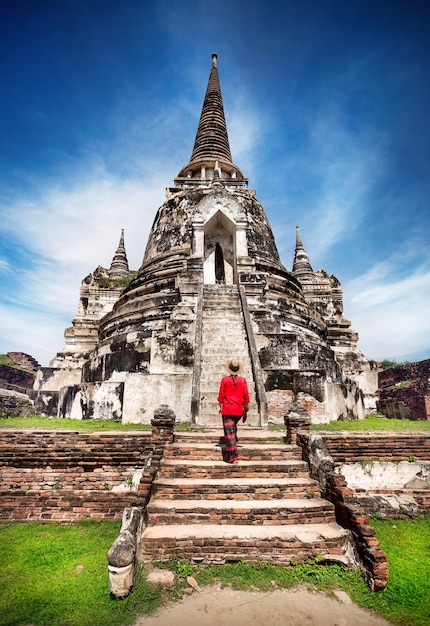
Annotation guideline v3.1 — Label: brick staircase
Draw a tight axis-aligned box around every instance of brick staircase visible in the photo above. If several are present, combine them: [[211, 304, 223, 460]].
[[198, 285, 258, 426], [139, 429, 353, 565]]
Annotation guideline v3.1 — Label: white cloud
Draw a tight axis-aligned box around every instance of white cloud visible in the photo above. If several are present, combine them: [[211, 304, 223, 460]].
[[0, 258, 12, 273], [0, 302, 67, 367], [228, 97, 264, 179], [303, 110, 384, 260], [262, 99, 387, 271], [344, 260, 430, 361], [0, 163, 172, 365]]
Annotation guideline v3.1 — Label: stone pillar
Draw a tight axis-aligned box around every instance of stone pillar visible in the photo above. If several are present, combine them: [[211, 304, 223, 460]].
[[151, 404, 176, 443], [107, 507, 143, 598], [194, 226, 204, 257], [284, 405, 311, 444], [235, 222, 248, 257]]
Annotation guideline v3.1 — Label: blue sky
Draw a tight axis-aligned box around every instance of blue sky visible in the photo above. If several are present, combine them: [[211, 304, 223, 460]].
[[1, 0, 429, 366]]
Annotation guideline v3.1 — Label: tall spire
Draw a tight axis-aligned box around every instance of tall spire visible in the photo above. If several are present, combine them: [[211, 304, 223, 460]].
[[109, 229, 130, 278], [292, 226, 314, 283], [176, 53, 245, 182], [189, 52, 232, 165]]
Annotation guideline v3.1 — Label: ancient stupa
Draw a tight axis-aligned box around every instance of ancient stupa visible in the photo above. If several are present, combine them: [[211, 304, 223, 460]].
[[34, 54, 377, 425]]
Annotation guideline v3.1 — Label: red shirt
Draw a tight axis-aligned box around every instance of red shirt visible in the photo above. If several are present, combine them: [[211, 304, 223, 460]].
[[218, 375, 250, 416]]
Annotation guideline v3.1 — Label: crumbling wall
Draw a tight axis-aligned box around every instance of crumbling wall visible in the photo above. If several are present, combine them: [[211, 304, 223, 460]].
[[0, 365, 35, 391], [0, 430, 154, 522], [0, 358, 37, 417], [298, 433, 389, 591], [377, 359, 430, 420]]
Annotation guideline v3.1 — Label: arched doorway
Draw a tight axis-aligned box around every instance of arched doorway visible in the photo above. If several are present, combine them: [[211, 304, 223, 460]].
[[203, 210, 236, 285]]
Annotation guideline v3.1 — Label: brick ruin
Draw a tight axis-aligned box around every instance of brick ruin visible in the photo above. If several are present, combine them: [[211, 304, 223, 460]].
[[0, 352, 39, 417], [377, 359, 430, 420], [1, 423, 429, 593]]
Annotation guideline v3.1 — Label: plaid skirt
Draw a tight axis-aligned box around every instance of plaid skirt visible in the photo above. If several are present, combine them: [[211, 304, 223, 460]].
[[222, 414, 241, 463]]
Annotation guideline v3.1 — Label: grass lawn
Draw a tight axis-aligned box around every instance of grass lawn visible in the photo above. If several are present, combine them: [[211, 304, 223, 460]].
[[2, 412, 430, 433], [0, 521, 163, 626], [0, 517, 429, 626], [0, 415, 151, 431], [311, 413, 430, 432]]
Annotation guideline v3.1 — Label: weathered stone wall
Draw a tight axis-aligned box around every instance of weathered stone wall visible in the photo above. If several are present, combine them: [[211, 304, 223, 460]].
[[377, 359, 430, 420], [0, 389, 34, 418], [336, 460, 430, 517], [32, 367, 83, 415]]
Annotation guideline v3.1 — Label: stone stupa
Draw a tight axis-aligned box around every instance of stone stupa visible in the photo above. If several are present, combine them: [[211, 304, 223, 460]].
[[33, 54, 377, 425]]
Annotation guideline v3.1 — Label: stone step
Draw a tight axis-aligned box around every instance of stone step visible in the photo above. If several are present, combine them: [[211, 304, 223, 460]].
[[140, 523, 351, 565], [204, 285, 238, 291], [159, 459, 311, 479], [203, 310, 243, 316], [199, 388, 254, 398], [153, 476, 320, 500], [197, 415, 260, 427], [199, 284, 256, 429], [199, 384, 252, 393], [164, 442, 302, 462], [173, 429, 283, 444], [199, 400, 256, 410], [198, 402, 257, 413], [200, 357, 250, 366], [200, 322, 246, 331], [203, 301, 241, 306], [146, 497, 336, 526], [140, 426, 353, 566], [203, 293, 240, 301]]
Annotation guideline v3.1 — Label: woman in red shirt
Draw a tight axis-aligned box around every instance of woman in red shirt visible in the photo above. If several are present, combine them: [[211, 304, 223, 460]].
[[218, 359, 250, 463]]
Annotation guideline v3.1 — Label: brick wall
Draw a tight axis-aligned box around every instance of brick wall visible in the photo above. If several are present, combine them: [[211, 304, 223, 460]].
[[267, 389, 325, 422], [321, 434, 430, 463], [266, 389, 294, 420], [0, 430, 155, 522], [378, 359, 430, 420], [0, 364, 35, 392], [298, 431, 430, 590], [0, 363, 37, 417], [298, 433, 390, 590], [6, 352, 40, 371]]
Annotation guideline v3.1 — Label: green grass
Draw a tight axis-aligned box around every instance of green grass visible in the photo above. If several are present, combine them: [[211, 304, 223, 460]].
[[367, 516, 430, 626], [2, 412, 429, 433], [0, 521, 182, 626], [311, 413, 430, 432], [0, 521, 167, 626], [0, 414, 151, 431], [1, 517, 429, 626], [0, 521, 119, 626]]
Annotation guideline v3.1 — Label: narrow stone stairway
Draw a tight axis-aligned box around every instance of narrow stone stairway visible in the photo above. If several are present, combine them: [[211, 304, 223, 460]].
[[198, 284, 258, 425], [139, 429, 353, 565]]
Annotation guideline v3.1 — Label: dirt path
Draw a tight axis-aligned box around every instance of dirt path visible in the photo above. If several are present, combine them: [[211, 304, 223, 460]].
[[135, 585, 393, 626]]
